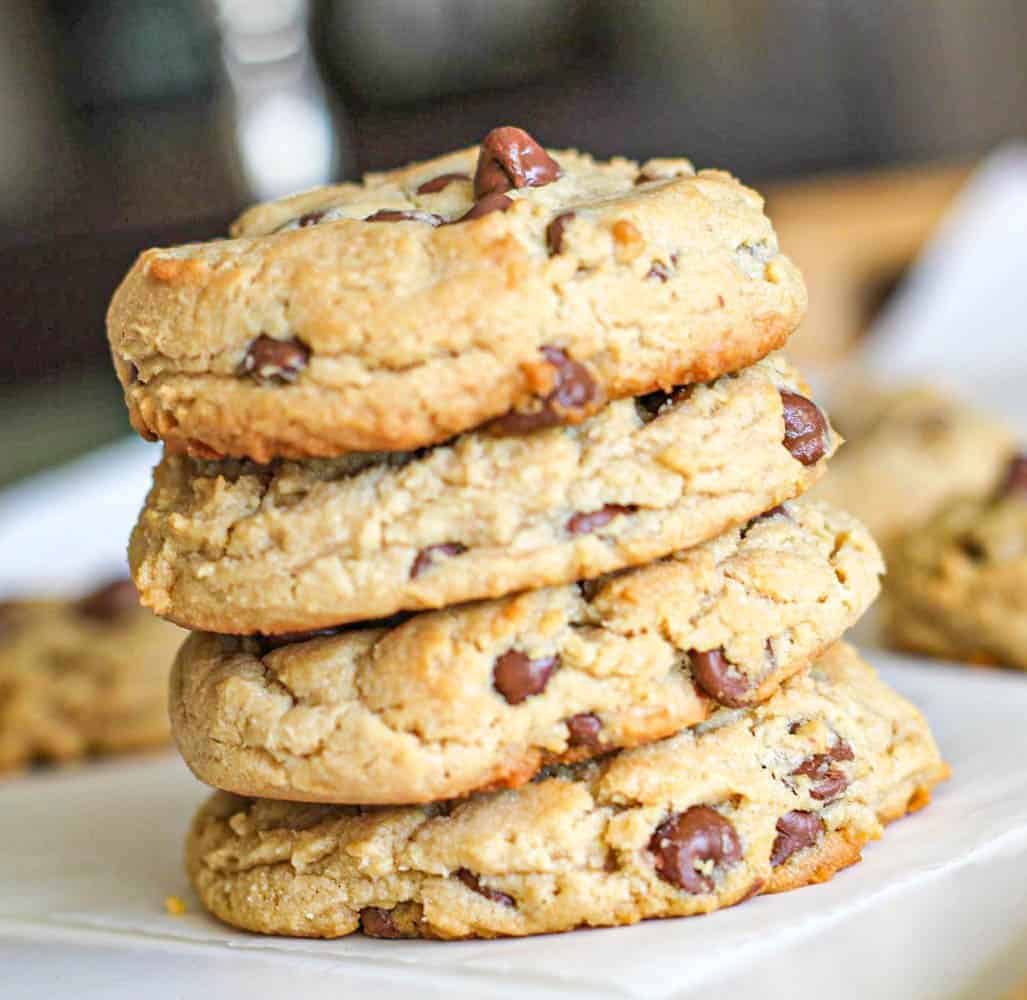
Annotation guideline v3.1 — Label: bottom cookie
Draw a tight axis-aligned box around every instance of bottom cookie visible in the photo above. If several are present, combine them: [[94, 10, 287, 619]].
[[0, 579, 184, 772], [186, 643, 947, 939]]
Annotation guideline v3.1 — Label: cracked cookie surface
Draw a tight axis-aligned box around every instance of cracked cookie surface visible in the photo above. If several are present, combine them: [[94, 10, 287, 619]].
[[170, 500, 882, 804], [108, 127, 805, 460], [185, 643, 947, 939], [884, 456, 1027, 668], [0, 579, 184, 772], [131, 355, 836, 634]]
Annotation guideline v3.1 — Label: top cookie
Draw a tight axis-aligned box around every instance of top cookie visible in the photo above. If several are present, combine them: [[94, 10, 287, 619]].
[[108, 126, 806, 460]]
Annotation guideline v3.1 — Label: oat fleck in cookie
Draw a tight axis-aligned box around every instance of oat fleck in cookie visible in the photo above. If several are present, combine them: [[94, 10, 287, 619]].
[[169, 500, 882, 804], [130, 355, 837, 634], [108, 125, 806, 461], [0, 578, 183, 771], [184, 644, 948, 939]]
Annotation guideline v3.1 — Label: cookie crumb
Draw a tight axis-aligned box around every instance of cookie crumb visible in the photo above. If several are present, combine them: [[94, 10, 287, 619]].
[[165, 895, 188, 916]]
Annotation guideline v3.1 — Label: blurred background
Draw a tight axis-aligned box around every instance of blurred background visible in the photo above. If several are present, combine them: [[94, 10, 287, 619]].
[[1, 0, 1025, 485]]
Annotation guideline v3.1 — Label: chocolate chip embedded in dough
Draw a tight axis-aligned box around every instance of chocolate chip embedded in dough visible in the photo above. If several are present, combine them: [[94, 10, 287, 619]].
[[780, 391, 828, 465], [649, 805, 742, 893], [493, 650, 559, 705], [239, 335, 310, 385], [688, 648, 752, 707]]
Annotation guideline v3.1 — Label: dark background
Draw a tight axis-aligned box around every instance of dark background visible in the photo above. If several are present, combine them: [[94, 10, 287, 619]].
[[1, 0, 1025, 482]]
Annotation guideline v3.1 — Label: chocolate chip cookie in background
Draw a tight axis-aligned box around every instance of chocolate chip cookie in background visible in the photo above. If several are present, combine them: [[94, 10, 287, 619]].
[[170, 500, 882, 805], [810, 382, 1014, 546], [107, 125, 807, 461], [184, 643, 948, 940], [883, 454, 1027, 670], [0, 578, 185, 773], [130, 354, 837, 634]]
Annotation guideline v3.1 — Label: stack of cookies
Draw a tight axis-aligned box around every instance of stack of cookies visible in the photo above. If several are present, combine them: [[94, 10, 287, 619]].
[[107, 127, 947, 939]]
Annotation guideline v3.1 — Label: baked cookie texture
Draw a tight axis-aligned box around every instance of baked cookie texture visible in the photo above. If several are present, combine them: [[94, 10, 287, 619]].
[[812, 384, 1013, 545], [107, 129, 806, 460], [170, 500, 882, 804], [130, 355, 837, 634], [0, 579, 183, 772], [884, 457, 1027, 669], [185, 643, 948, 939]]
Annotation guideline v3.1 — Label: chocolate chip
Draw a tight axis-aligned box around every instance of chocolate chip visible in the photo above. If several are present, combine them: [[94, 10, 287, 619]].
[[239, 335, 310, 385], [1000, 454, 1027, 498], [410, 542, 468, 579], [455, 868, 515, 907], [741, 504, 791, 537], [489, 346, 600, 435], [416, 172, 469, 194], [493, 650, 558, 704], [546, 212, 575, 255], [649, 805, 742, 893], [780, 391, 828, 465], [473, 126, 561, 199], [566, 504, 636, 535], [298, 211, 325, 227], [770, 810, 823, 866], [577, 578, 604, 602], [364, 209, 443, 225], [959, 537, 986, 561], [792, 742, 853, 801], [688, 648, 751, 707], [454, 192, 514, 222], [565, 712, 603, 750], [360, 907, 405, 938], [646, 260, 673, 282], [75, 578, 139, 621]]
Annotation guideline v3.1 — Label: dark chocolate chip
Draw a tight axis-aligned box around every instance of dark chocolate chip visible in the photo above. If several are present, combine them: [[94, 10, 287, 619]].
[[566, 504, 636, 535], [298, 211, 325, 228], [360, 907, 405, 938], [741, 504, 791, 537], [489, 346, 600, 435], [770, 810, 823, 866], [565, 712, 603, 750], [454, 192, 514, 222], [416, 172, 469, 194], [1000, 454, 1027, 498], [577, 578, 604, 602], [792, 743, 852, 802], [958, 537, 986, 561], [364, 209, 443, 225], [780, 391, 829, 466], [634, 386, 691, 423], [649, 805, 742, 893], [646, 260, 673, 282], [493, 650, 559, 705], [410, 542, 468, 579], [688, 648, 751, 707], [546, 211, 576, 255], [75, 578, 139, 621], [455, 868, 515, 907], [473, 126, 561, 199], [239, 335, 310, 385]]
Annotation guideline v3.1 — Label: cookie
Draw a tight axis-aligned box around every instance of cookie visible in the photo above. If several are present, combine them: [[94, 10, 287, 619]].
[[170, 500, 881, 804], [108, 126, 806, 461], [0, 578, 184, 772], [130, 355, 837, 634], [185, 643, 948, 939], [812, 383, 1013, 544], [884, 455, 1027, 669]]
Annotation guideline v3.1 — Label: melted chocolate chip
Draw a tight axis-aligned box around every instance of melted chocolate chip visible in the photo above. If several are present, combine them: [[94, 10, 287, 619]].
[[75, 578, 139, 621], [455, 868, 515, 907], [454, 192, 514, 222], [493, 650, 559, 704], [649, 805, 742, 893], [546, 212, 576, 255], [566, 504, 636, 535], [792, 741, 853, 801], [360, 907, 405, 938], [1001, 454, 1027, 498], [239, 335, 310, 385], [489, 346, 599, 435], [473, 126, 561, 198], [565, 712, 603, 750], [770, 810, 822, 866], [364, 209, 443, 225], [780, 391, 829, 465], [416, 172, 469, 194], [688, 648, 751, 707], [410, 542, 468, 579]]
